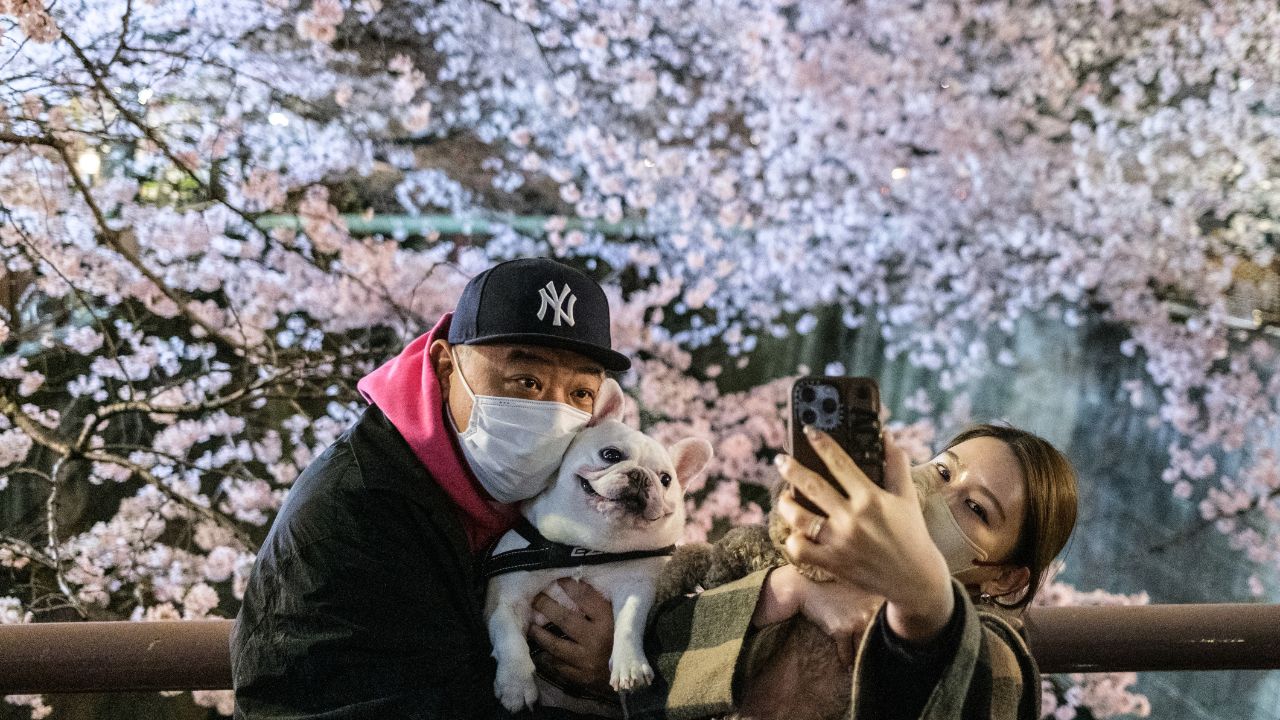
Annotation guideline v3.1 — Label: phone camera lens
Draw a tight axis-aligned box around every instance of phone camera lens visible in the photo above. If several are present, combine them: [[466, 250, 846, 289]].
[[800, 387, 816, 403], [821, 398, 837, 413], [801, 409, 817, 425]]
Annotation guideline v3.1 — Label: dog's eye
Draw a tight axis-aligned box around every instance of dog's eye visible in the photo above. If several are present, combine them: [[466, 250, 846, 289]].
[[660, 473, 672, 487], [600, 447, 625, 464]]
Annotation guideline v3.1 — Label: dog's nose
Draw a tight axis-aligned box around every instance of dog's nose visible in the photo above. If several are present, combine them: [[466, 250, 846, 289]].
[[617, 468, 659, 517], [625, 468, 652, 490], [619, 488, 648, 516]]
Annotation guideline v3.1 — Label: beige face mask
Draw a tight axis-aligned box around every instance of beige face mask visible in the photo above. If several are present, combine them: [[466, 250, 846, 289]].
[[912, 468, 991, 577]]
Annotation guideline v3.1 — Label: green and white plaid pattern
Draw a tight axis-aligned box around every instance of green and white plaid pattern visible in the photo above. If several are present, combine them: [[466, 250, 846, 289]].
[[625, 570, 771, 720], [852, 585, 1039, 720], [629, 573, 1039, 720]]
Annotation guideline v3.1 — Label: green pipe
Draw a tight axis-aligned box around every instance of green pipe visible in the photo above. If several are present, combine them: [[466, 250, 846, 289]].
[[254, 213, 646, 237]]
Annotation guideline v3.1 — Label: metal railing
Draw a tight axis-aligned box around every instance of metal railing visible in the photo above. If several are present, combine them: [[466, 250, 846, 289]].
[[1, 604, 1279, 694], [1022, 603, 1280, 673]]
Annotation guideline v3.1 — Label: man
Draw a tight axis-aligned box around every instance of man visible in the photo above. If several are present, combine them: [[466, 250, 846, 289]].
[[231, 258, 631, 718]]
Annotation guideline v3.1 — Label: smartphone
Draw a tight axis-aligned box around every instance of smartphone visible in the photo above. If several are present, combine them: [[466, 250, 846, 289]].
[[785, 376, 884, 512]]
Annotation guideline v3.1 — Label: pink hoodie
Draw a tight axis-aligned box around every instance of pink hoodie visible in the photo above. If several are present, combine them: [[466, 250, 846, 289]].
[[356, 313, 519, 552]]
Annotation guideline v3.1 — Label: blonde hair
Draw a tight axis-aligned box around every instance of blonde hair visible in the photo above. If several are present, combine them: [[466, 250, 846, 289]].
[[944, 424, 1079, 609]]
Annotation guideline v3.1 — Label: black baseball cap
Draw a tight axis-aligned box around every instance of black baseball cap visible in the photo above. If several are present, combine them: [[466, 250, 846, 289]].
[[448, 258, 631, 372]]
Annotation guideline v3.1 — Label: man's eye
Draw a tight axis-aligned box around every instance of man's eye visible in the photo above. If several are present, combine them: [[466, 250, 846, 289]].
[[573, 388, 595, 401], [935, 463, 951, 482], [517, 377, 540, 390], [966, 499, 989, 523], [601, 447, 625, 463]]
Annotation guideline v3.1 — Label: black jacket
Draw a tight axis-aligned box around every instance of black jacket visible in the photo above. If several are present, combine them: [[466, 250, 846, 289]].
[[231, 405, 503, 719]]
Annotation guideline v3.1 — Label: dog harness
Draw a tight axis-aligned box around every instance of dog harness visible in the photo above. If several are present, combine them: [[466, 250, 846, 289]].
[[480, 517, 676, 580]]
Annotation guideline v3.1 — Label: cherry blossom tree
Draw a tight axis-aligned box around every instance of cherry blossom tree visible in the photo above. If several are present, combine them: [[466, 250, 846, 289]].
[[2, 0, 1277, 717]]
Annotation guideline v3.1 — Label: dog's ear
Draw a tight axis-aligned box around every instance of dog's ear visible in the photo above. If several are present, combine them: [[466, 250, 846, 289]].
[[669, 437, 714, 488], [587, 378, 627, 427], [621, 394, 640, 429]]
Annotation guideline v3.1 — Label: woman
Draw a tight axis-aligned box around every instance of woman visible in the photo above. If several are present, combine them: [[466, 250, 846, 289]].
[[622, 422, 1079, 720]]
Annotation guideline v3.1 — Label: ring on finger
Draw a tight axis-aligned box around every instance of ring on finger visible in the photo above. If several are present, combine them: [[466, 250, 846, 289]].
[[804, 515, 826, 543]]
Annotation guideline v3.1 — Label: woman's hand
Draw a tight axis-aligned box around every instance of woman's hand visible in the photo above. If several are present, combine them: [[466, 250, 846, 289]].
[[754, 564, 882, 666], [528, 578, 615, 694], [774, 428, 955, 643]]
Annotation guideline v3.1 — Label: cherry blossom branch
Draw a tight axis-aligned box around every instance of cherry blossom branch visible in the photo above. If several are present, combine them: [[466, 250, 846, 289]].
[[0, 398, 92, 615], [1149, 485, 1280, 554], [0, 128, 252, 355], [0, 130, 56, 148], [46, 452, 88, 618], [0, 391, 256, 550], [0, 391, 71, 455], [3, 467, 53, 484], [1147, 518, 1214, 555], [0, 534, 58, 571], [59, 35, 217, 193], [96, 442, 270, 489], [54, 140, 253, 352], [77, 450, 256, 549], [106, 0, 133, 68], [0, 199, 144, 401], [126, 44, 366, 134], [57, 34, 433, 333], [87, 370, 288, 424]]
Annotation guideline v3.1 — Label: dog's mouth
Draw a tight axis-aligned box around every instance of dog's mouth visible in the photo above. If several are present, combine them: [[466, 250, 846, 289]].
[[578, 475, 601, 497], [577, 473, 670, 522]]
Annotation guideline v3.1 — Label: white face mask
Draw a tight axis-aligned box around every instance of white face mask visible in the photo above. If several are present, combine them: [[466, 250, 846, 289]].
[[448, 348, 591, 503], [913, 469, 991, 577]]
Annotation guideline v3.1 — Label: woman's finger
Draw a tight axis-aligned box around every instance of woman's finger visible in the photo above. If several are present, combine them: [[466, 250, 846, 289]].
[[802, 426, 877, 498], [783, 528, 818, 568], [880, 433, 915, 500], [532, 591, 588, 638], [775, 453, 846, 518], [775, 491, 832, 566]]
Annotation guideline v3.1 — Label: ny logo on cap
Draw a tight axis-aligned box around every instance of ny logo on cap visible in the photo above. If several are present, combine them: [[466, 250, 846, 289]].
[[536, 281, 577, 327]]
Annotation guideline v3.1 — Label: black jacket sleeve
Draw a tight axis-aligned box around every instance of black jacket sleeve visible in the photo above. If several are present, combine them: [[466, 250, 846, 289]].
[[231, 407, 501, 719], [858, 584, 967, 720]]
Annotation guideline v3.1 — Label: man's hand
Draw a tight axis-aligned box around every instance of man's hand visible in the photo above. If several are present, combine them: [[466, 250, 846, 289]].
[[528, 578, 615, 694]]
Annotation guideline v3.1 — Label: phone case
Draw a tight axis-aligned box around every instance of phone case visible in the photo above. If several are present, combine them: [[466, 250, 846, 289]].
[[785, 376, 884, 501]]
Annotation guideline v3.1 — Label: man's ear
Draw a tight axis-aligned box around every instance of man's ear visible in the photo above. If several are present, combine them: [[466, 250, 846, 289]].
[[587, 378, 627, 427], [668, 437, 714, 488], [428, 339, 454, 398], [980, 565, 1031, 601]]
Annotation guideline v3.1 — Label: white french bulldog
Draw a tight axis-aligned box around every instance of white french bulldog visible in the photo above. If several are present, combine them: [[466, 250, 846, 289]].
[[484, 378, 713, 712]]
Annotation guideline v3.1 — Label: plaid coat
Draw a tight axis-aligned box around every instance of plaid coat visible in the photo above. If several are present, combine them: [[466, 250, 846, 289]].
[[623, 571, 1040, 720]]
